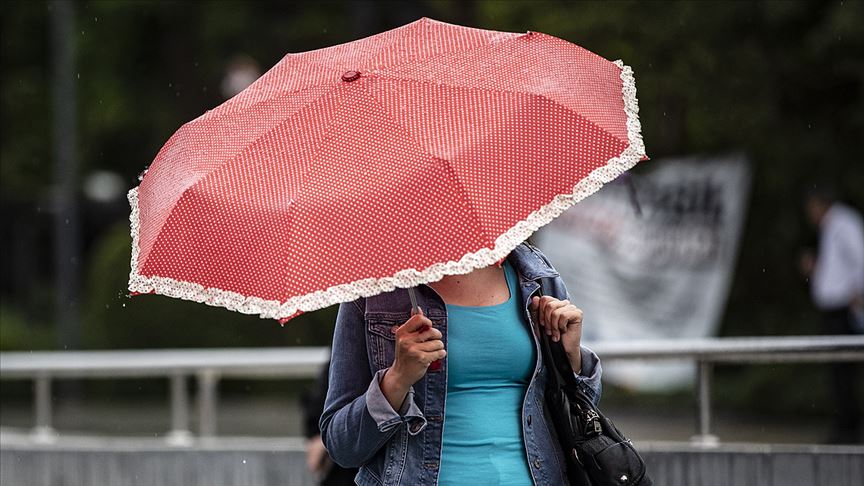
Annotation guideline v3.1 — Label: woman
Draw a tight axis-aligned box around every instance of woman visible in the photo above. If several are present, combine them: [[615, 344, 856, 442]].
[[320, 242, 602, 485]]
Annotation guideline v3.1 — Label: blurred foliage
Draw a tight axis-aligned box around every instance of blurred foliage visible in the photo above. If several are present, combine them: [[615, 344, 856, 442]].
[[0, 304, 54, 351], [83, 222, 338, 349], [1, 0, 863, 416]]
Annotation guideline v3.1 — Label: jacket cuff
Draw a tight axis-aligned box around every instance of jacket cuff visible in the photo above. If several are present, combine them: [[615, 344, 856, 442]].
[[572, 345, 603, 405], [365, 369, 427, 435]]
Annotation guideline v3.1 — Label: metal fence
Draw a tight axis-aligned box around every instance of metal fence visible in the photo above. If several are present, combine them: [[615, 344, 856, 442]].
[[1, 336, 863, 445]]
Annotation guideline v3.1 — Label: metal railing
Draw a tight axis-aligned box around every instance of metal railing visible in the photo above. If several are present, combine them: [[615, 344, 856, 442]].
[[0, 347, 330, 445], [1, 336, 862, 445]]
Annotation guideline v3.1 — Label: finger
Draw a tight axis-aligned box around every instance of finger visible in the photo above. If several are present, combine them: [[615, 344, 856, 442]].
[[544, 300, 566, 329], [537, 296, 551, 330], [555, 305, 577, 333], [417, 326, 442, 342], [542, 300, 554, 335], [566, 308, 583, 332], [557, 308, 571, 333], [540, 296, 560, 324], [399, 313, 432, 335], [530, 296, 544, 330], [417, 340, 445, 353]]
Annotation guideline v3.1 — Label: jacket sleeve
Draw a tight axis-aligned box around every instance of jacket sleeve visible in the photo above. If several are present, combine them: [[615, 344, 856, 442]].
[[319, 300, 426, 468], [574, 345, 603, 406]]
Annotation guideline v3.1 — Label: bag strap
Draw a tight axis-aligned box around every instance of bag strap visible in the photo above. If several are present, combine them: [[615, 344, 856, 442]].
[[536, 279, 580, 390]]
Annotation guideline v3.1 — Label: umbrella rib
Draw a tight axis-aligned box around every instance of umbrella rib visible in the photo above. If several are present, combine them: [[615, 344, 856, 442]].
[[190, 70, 337, 127], [289, 18, 521, 76], [188, 85, 340, 200], [143, 86, 345, 271], [375, 74, 630, 148], [359, 85, 497, 250], [370, 28, 522, 74]]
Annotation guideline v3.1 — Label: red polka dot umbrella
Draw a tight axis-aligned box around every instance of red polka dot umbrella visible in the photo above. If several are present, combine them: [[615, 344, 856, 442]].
[[128, 17, 646, 322]]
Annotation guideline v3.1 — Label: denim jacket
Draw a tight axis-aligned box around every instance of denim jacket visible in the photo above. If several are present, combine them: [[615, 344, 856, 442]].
[[320, 243, 602, 485]]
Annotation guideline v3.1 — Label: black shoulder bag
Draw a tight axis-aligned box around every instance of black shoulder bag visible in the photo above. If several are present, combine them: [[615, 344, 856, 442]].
[[537, 298, 653, 486]]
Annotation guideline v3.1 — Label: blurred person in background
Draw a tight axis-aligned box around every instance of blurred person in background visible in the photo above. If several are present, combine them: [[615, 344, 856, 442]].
[[221, 54, 262, 99], [302, 360, 359, 486], [801, 183, 864, 443]]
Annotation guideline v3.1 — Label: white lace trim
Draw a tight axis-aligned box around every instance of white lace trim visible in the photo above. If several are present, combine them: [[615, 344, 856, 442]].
[[128, 60, 644, 321]]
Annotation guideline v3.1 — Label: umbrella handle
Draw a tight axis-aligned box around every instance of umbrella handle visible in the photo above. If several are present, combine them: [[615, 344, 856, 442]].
[[408, 287, 442, 371], [407, 287, 420, 315]]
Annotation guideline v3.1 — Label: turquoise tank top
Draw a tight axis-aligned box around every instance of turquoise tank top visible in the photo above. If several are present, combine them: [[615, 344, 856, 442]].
[[439, 260, 536, 485]]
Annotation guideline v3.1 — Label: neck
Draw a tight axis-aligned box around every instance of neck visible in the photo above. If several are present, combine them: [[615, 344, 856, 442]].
[[428, 264, 509, 307]]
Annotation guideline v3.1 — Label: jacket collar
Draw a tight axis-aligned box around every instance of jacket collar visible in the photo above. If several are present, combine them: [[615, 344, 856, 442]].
[[507, 242, 560, 282]]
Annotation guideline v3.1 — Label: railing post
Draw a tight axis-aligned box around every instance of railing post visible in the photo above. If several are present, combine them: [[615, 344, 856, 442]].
[[197, 369, 219, 438], [166, 372, 192, 445], [691, 360, 719, 446], [32, 373, 56, 443]]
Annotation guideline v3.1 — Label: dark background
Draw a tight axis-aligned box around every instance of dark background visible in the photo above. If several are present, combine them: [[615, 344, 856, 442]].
[[2, 0, 863, 418]]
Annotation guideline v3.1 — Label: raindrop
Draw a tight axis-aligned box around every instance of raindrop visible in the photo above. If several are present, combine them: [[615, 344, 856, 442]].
[[65, 218, 69, 224], [242, 459, 247, 464], [168, 82, 173, 88], [807, 123, 812, 129], [94, 16, 98, 22], [76, 73, 80, 79], [80, 30, 85, 36], [105, 304, 109, 309], [122, 303, 127, 308], [761, 268, 766, 273]]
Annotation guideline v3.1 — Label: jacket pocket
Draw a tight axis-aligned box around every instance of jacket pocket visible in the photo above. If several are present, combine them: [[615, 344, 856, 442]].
[[366, 316, 403, 371]]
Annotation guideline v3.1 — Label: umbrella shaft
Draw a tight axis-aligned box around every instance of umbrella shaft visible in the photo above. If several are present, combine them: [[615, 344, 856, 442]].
[[408, 287, 420, 315]]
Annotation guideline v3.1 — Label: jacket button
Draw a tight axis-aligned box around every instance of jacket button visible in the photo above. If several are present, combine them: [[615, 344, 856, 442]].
[[527, 415, 532, 426], [533, 458, 542, 469]]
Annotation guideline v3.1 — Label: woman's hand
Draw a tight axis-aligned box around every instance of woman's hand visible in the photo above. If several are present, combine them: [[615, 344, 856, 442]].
[[380, 310, 446, 411], [530, 296, 584, 374]]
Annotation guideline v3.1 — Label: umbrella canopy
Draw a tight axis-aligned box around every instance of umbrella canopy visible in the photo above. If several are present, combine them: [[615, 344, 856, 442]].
[[129, 17, 646, 321]]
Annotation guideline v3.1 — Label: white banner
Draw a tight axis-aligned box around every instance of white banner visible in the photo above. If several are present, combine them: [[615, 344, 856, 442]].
[[535, 154, 750, 390]]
